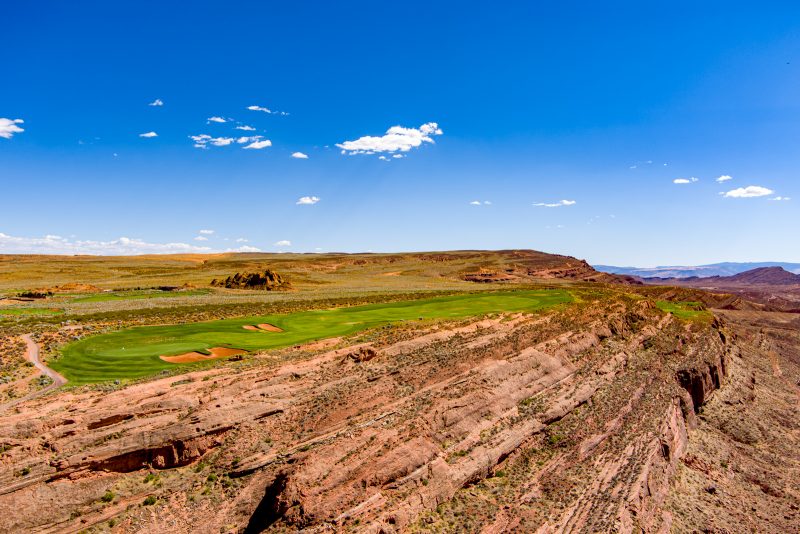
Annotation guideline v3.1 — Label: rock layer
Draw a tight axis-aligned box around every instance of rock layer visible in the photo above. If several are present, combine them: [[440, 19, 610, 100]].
[[0, 295, 796, 533]]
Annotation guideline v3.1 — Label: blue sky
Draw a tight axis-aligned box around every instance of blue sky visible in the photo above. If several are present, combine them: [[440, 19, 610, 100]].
[[1, 1, 798, 265]]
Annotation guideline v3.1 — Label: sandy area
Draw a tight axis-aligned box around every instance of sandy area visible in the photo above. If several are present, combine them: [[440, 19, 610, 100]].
[[0, 298, 33, 307], [160, 347, 246, 363], [242, 323, 283, 332], [296, 337, 342, 351]]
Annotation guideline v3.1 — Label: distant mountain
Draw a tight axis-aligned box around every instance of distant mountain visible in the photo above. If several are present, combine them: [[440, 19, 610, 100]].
[[594, 262, 800, 279], [724, 267, 800, 285], [634, 266, 800, 310]]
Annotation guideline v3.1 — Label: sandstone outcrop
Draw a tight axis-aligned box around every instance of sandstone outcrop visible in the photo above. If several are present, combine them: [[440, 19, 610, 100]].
[[5, 292, 792, 533], [461, 257, 641, 285], [211, 270, 288, 290]]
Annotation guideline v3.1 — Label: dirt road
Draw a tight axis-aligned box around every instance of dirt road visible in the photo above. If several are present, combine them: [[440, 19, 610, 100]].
[[0, 334, 66, 413], [20, 334, 66, 387]]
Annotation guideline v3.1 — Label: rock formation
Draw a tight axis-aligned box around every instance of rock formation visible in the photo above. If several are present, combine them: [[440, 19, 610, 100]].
[[211, 270, 288, 290], [2, 292, 794, 532]]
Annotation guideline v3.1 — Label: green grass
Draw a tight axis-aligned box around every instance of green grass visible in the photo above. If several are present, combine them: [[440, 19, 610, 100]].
[[0, 308, 63, 316], [656, 300, 711, 321], [71, 289, 211, 303], [52, 290, 571, 384]]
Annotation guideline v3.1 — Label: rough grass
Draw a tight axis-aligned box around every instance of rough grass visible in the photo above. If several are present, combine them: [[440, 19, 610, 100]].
[[52, 290, 572, 384], [71, 289, 211, 303], [0, 308, 63, 316], [656, 300, 712, 322]]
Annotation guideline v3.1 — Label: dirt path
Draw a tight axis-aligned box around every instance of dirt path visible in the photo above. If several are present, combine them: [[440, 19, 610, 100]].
[[20, 334, 66, 388], [0, 335, 66, 413]]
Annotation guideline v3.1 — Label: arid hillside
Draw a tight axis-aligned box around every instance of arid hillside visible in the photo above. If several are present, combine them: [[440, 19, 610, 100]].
[[643, 266, 800, 312], [0, 251, 797, 533], [1, 294, 797, 532], [0, 249, 631, 293]]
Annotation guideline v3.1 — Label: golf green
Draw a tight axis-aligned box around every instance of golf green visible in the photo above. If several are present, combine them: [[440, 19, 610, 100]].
[[52, 290, 571, 384]]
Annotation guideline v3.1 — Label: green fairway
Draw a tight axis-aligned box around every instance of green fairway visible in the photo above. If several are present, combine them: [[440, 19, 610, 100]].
[[656, 300, 712, 322], [52, 290, 571, 384]]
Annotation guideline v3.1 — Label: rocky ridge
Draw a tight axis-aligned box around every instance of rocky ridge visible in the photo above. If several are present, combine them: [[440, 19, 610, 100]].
[[461, 257, 641, 285], [1, 291, 789, 532]]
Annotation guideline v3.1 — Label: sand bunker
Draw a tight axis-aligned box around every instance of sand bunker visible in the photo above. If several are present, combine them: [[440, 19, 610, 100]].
[[160, 347, 246, 364], [242, 323, 283, 332]]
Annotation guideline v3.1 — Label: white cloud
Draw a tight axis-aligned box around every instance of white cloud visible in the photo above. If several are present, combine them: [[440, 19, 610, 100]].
[[190, 134, 236, 148], [207, 116, 227, 123], [470, 200, 491, 206], [148, 99, 164, 107], [235, 125, 256, 131], [199, 229, 214, 235], [336, 122, 443, 155], [274, 240, 291, 247], [716, 175, 733, 183], [673, 177, 698, 184], [247, 105, 288, 116], [190, 134, 211, 148], [0, 233, 212, 255], [392, 154, 405, 159], [534, 199, 576, 208], [191, 134, 268, 149], [194, 236, 208, 241], [0, 232, 266, 255], [139, 131, 158, 138], [378, 155, 389, 161], [296, 196, 320, 205], [291, 152, 309, 159], [242, 139, 272, 150], [0, 118, 24, 139], [236, 136, 261, 144], [235, 237, 249, 243], [722, 185, 774, 198], [770, 196, 791, 201]]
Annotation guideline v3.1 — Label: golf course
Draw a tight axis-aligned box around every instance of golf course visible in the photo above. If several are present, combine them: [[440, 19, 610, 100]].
[[51, 290, 572, 384]]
